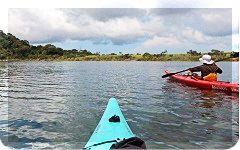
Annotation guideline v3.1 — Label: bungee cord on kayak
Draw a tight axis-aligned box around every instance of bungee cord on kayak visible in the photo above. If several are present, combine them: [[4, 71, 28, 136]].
[[84, 137, 146, 150], [83, 139, 118, 150]]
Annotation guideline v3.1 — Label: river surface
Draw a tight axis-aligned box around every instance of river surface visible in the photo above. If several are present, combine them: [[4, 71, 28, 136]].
[[0, 61, 239, 149]]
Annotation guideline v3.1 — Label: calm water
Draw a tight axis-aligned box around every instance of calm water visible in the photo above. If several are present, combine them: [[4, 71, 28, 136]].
[[0, 61, 239, 149]]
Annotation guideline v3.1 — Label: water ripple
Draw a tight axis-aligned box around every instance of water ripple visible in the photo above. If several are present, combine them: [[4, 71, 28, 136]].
[[0, 61, 238, 149]]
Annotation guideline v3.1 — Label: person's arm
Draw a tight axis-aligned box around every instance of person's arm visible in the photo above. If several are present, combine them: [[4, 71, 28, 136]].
[[213, 63, 223, 74], [189, 65, 202, 72]]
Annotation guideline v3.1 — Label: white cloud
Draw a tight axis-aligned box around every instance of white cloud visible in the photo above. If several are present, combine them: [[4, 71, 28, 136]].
[[139, 29, 231, 53], [141, 35, 181, 49], [8, 8, 233, 52], [198, 9, 232, 36], [181, 27, 207, 43], [9, 8, 164, 45]]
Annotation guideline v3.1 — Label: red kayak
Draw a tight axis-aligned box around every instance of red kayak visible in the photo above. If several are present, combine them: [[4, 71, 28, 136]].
[[165, 70, 239, 93]]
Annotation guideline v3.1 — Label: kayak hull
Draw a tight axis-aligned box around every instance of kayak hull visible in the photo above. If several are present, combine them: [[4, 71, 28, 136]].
[[84, 98, 134, 150], [165, 70, 239, 93]]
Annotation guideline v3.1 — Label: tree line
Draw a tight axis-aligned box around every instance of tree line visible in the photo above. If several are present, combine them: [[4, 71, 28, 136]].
[[0, 30, 98, 60], [0, 30, 238, 61]]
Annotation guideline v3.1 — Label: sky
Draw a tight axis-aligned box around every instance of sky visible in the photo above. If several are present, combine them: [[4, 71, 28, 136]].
[[8, 8, 235, 54], [0, 0, 236, 54]]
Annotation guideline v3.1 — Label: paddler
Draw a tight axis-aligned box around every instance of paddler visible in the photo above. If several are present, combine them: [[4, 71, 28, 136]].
[[188, 54, 223, 81]]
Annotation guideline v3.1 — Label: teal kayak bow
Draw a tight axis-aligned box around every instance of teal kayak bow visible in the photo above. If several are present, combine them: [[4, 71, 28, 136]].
[[84, 98, 136, 150]]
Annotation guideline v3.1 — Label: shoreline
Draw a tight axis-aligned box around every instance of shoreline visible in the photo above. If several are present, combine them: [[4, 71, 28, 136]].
[[1, 31, 239, 63], [0, 59, 238, 62]]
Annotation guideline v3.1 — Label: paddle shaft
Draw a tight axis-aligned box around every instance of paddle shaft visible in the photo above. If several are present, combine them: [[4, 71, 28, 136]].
[[162, 69, 189, 78]]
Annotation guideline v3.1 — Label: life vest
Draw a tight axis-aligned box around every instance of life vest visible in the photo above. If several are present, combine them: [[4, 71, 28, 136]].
[[203, 73, 217, 82]]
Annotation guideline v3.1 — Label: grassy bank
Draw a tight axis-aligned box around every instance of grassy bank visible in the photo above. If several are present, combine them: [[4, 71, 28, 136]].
[[2, 53, 236, 62], [57, 54, 236, 61]]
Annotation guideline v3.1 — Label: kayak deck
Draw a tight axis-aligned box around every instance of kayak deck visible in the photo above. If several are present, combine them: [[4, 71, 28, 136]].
[[84, 98, 135, 150], [165, 70, 239, 93]]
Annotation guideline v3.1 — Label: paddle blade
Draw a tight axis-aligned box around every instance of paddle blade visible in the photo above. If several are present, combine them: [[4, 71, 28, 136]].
[[162, 73, 174, 78]]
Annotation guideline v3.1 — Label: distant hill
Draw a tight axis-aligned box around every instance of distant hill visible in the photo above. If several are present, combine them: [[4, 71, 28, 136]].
[[0, 30, 65, 60]]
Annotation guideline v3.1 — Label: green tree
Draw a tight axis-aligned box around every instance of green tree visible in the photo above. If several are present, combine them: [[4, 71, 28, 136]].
[[42, 44, 63, 55], [187, 50, 201, 55]]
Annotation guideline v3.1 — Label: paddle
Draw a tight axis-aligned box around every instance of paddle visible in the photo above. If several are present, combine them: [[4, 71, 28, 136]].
[[162, 69, 189, 78], [162, 52, 239, 78]]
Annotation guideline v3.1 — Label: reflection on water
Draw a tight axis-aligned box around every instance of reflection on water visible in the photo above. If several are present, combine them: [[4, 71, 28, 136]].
[[0, 61, 239, 149]]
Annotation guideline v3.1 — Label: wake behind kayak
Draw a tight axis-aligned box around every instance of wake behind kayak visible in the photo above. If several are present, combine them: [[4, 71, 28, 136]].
[[84, 98, 146, 150]]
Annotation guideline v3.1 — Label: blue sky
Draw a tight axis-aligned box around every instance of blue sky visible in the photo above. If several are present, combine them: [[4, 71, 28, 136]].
[[8, 8, 234, 54]]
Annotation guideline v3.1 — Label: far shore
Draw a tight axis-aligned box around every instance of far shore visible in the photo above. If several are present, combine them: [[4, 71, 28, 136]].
[[1, 31, 238, 62], [0, 55, 238, 62]]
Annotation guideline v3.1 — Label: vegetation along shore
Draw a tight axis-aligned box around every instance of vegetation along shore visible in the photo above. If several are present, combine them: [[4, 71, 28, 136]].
[[0, 30, 238, 61]]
